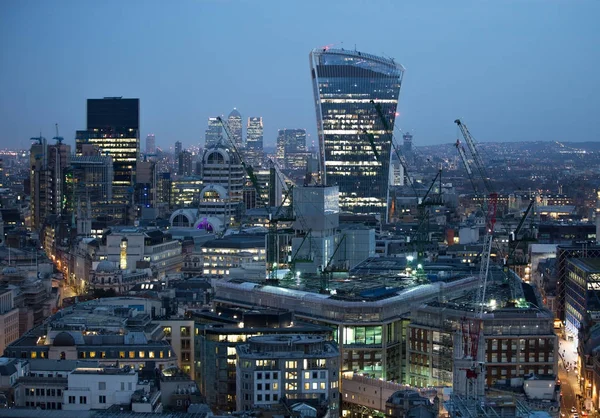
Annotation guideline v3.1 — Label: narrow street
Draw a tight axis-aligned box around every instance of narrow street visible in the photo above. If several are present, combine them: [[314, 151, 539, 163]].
[[558, 335, 586, 417]]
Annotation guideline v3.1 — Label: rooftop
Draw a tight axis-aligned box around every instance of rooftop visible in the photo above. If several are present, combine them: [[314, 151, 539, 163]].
[[569, 257, 600, 272]]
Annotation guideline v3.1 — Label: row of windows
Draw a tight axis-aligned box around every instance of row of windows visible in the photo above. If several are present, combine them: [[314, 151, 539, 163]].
[[78, 349, 171, 359], [27, 388, 62, 397]]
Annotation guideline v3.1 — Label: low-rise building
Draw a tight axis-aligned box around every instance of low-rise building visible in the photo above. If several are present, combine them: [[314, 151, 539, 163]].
[[4, 298, 177, 372], [236, 334, 340, 416]]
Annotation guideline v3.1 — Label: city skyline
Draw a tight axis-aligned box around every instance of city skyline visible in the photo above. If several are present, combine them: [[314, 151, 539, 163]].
[[1, 1, 599, 150]]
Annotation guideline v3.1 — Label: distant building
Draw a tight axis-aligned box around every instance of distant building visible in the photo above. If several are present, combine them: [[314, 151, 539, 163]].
[[309, 49, 404, 221], [68, 152, 114, 214], [76, 97, 140, 208], [198, 144, 245, 228], [100, 228, 182, 279], [29, 139, 71, 230], [246, 116, 264, 168], [205, 117, 223, 148], [4, 297, 178, 372], [228, 108, 243, 149], [174, 141, 182, 160], [276, 129, 306, 169], [178, 150, 193, 177], [146, 134, 156, 155]]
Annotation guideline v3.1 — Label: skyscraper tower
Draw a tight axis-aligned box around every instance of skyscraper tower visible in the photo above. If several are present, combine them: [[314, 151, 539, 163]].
[[228, 108, 243, 149], [246, 117, 264, 168], [276, 129, 307, 170], [146, 134, 156, 154], [75, 97, 140, 209], [309, 48, 404, 221], [205, 117, 223, 148], [174, 141, 182, 158], [178, 150, 193, 176], [29, 136, 71, 230]]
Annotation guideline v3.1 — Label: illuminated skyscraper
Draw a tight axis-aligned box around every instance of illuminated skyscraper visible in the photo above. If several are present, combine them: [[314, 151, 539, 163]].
[[309, 48, 404, 221], [227, 108, 243, 149], [276, 129, 307, 171], [146, 134, 156, 155], [76, 97, 140, 208], [174, 141, 182, 158], [205, 117, 223, 148], [246, 117, 263, 168]]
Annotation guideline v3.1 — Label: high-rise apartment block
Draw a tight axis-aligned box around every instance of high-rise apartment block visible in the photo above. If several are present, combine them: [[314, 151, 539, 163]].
[[75, 97, 140, 209], [205, 117, 223, 148], [146, 134, 156, 155], [246, 117, 264, 168], [228, 109, 243, 149], [309, 49, 404, 221]]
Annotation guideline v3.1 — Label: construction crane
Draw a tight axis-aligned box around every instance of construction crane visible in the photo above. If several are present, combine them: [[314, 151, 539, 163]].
[[30, 133, 45, 145], [506, 199, 536, 273], [453, 118, 498, 400], [218, 116, 295, 283], [370, 100, 420, 207], [266, 184, 295, 283], [454, 139, 478, 195], [53, 123, 64, 144], [410, 169, 443, 263], [217, 116, 262, 202]]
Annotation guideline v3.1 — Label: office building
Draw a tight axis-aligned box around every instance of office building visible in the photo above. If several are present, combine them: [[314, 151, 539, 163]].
[[4, 297, 178, 371], [228, 108, 243, 149], [198, 144, 245, 227], [236, 335, 340, 415], [146, 134, 156, 155], [214, 275, 477, 382], [29, 138, 71, 230], [195, 310, 333, 412], [309, 48, 404, 221], [75, 97, 140, 210], [205, 117, 223, 148], [135, 159, 157, 213], [178, 150, 193, 176], [69, 153, 113, 204], [276, 129, 306, 169], [246, 116, 264, 168]]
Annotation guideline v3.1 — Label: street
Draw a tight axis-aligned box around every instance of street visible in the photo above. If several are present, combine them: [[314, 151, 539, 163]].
[[559, 335, 585, 417]]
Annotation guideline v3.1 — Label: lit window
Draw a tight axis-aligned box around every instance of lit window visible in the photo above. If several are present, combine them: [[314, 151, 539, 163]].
[[148, 351, 155, 359]]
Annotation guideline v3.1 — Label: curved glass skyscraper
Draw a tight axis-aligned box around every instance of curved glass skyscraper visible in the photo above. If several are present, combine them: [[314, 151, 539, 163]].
[[309, 48, 404, 221]]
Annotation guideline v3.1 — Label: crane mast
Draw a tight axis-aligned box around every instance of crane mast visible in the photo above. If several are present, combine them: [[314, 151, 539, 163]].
[[453, 119, 498, 400]]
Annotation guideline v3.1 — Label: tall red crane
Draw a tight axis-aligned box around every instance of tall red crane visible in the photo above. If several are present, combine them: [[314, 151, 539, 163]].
[[454, 119, 498, 398]]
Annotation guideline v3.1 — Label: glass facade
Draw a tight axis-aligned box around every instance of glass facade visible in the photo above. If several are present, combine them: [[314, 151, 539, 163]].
[[309, 48, 404, 221], [246, 117, 264, 168], [228, 109, 243, 149], [205, 117, 223, 149], [76, 129, 139, 205]]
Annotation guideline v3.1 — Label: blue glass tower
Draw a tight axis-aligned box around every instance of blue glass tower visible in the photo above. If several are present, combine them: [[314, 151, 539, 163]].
[[309, 48, 404, 221]]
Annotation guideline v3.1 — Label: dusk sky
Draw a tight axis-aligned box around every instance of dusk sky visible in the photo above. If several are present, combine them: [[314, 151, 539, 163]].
[[1, 0, 598, 150]]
